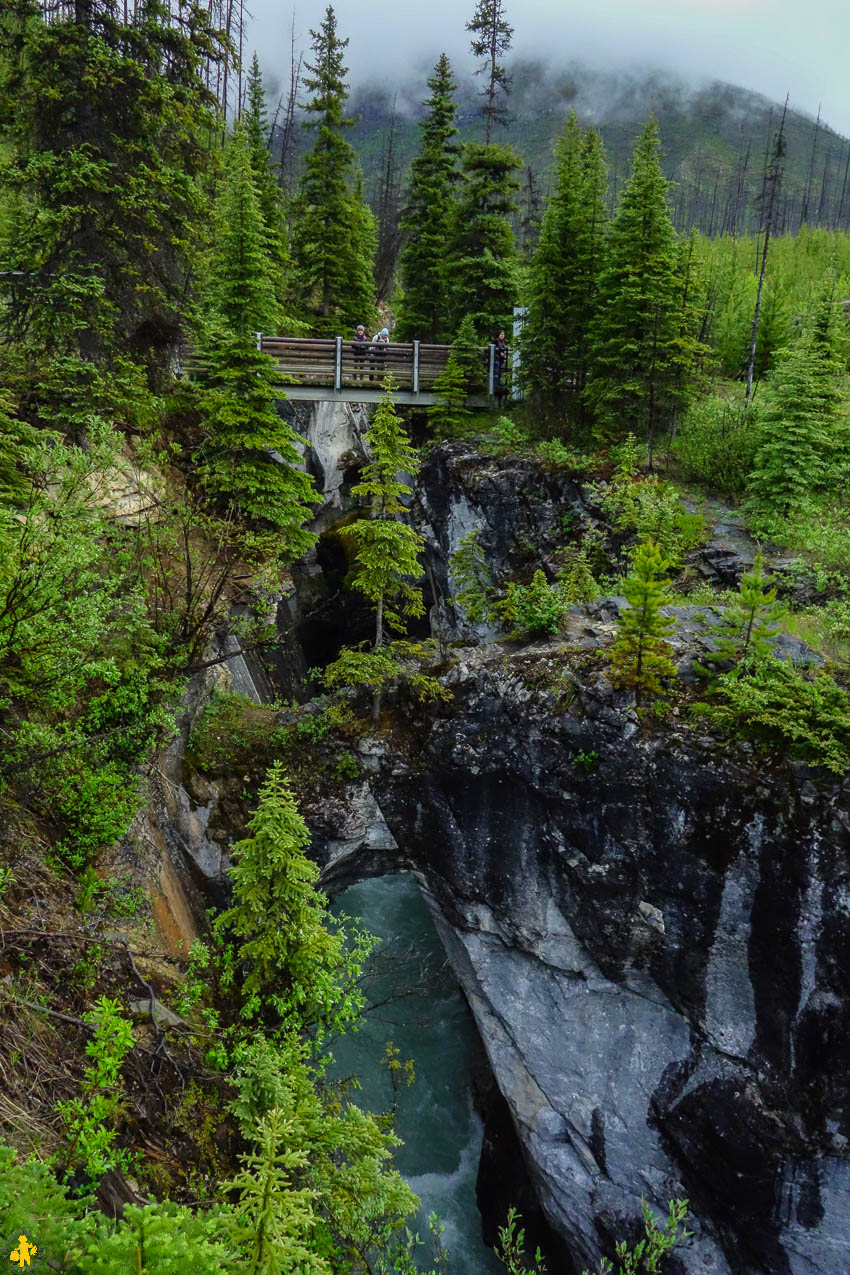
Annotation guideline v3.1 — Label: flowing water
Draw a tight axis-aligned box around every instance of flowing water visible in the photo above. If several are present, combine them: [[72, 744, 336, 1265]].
[[329, 873, 503, 1275]]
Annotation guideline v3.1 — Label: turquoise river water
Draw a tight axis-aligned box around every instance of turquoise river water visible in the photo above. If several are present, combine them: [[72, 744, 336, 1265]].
[[330, 873, 503, 1275]]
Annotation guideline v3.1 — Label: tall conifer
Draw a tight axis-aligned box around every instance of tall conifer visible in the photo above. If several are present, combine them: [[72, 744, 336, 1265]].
[[609, 539, 677, 703], [522, 115, 608, 423], [396, 55, 460, 342], [291, 6, 376, 335], [466, 0, 513, 143], [585, 117, 686, 461], [747, 303, 844, 524], [244, 55, 287, 268], [449, 143, 522, 340], [209, 123, 281, 337]]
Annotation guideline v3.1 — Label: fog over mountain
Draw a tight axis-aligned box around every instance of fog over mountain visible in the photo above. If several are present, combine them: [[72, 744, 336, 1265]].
[[249, 0, 850, 137]]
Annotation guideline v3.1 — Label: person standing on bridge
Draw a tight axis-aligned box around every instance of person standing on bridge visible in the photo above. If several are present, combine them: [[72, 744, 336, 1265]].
[[352, 324, 369, 381], [370, 326, 390, 381], [494, 329, 509, 403]]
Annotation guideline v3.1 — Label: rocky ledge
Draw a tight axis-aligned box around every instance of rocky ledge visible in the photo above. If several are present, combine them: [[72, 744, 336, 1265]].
[[309, 633, 850, 1275]]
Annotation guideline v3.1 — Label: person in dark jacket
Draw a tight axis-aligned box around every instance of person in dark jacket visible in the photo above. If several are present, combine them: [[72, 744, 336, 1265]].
[[370, 327, 390, 381], [352, 324, 369, 381], [494, 330, 509, 402]]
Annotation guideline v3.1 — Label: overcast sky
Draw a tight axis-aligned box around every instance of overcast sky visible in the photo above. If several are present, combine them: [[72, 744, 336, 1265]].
[[248, 0, 850, 135]]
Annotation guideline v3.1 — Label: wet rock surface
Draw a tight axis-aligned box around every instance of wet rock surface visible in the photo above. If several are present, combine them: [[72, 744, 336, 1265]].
[[311, 644, 850, 1275]]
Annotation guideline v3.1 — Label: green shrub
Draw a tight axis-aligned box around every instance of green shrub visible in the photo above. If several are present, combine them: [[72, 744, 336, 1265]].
[[675, 394, 761, 494], [693, 655, 850, 774], [57, 997, 135, 1178], [502, 570, 568, 636]]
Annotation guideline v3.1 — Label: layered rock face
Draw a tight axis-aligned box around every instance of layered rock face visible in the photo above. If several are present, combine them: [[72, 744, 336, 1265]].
[[316, 643, 850, 1275], [156, 422, 850, 1274]]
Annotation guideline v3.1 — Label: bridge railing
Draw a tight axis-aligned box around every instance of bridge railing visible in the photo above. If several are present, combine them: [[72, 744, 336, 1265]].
[[258, 335, 493, 395]]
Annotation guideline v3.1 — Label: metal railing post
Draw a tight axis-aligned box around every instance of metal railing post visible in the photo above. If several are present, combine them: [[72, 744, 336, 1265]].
[[488, 344, 496, 397], [255, 331, 262, 352], [413, 340, 420, 394], [334, 336, 343, 392]]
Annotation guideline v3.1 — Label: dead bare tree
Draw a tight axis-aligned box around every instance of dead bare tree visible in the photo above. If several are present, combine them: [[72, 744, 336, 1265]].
[[745, 95, 788, 407]]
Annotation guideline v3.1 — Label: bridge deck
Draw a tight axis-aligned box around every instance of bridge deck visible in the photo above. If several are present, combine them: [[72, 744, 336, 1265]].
[[258, 334, 498, 403]]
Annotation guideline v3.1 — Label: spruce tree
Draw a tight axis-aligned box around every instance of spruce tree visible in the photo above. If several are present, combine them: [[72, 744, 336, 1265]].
[[0, 392, 41, 505], [746, 302, 843, 525], [609, 539, 677, 703], [700, 550, 782, 675], [341, 383, 425, 652], [196, 338, 316, 551], [290, 6, 376, 335], [428, 314, 480, 434], [209, 122, 281, 337], [395, 54, 460, 342], [216, 763, 365, 1035], [466, 0, 513, 143], [0, 0, 224, 362], [449, 143, 522, 340], [585, 117, 687, 462], [522, 115, 608, 423], [243, 55, 288, 275]]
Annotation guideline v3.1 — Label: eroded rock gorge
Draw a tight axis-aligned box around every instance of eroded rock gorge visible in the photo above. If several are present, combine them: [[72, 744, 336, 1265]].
[[148, 409, 850, 1275]]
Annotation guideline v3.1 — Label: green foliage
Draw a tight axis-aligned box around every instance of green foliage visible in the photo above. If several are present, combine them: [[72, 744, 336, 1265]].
[[226, 1033, 417, 1274], [57, 997, 135, 1179], [428, 316, 482, 435], [448, 142, 522, 340], [675, 393, 761, 495], [321, 642, 451, 705], [503, 570, 568, 636], [466, 0, 513, 141], [747, 285, 847, 528], [556, 544, 600, 605], [522, 114, 608, 422], [698, 551, 783, 676], [586, 117, 706, 457], [609, 540, 678, 702], [0, 389, 42, 504], [208, 122, 281, 337], [584, 1198, 691, 1275], [215, 762, 373, 1036], [243, 54, 289, 286], [0, 436, 175, 866], [694, 655, 850, 774], [396, 55, 460, 343], [496, 1206, 547, 1274], [194, 334, 318, 548], [0, 1142, 92, 1262], [0, 0, 223, 360], [82, 1201, 234, 1274], [594, 438, 707, 566], [574, 749, 600, 770], [341, 384, 425, 642], [450, 529, 495, 626], [291, 6, 376, 334]]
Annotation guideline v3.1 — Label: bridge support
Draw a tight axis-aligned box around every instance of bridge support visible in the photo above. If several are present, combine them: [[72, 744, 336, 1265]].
[[488, 344, 495, 397], [255, 331, 262, 351], [413, 340, 420, 394], [334, 336, 343, 392]]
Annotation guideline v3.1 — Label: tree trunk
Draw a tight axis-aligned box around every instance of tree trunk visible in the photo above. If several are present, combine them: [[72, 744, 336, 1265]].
[[371, 593, 384, 725]]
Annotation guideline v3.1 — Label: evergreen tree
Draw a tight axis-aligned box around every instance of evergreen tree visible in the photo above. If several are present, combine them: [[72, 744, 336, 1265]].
[[216, 763, 367, 1035], [0, 392, 41, 505], [466, 0, 513, 143], [428, 315, 481, 434], [609, 539, 677, 703], [196, 337, 316, 550], [747, 296, 844, 525], [395, 54, 460, 342], [585, 117, 690, 462], [290, 6, 376, 335], [449, 143, 522, 340], [522, 114, 608, 423], [0, 0, 224, 363], [243, 53, 291, 298], [341, 383, 425, 654], [209, 123, 281, 337], [700, 550, 782, 675]]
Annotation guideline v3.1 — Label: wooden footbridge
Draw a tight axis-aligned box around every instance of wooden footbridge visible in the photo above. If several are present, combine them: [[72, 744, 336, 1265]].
[[255, 334, 504, 406]]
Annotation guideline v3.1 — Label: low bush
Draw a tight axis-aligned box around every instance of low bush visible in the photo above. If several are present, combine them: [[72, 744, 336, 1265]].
[[675, 393, 761, 495]]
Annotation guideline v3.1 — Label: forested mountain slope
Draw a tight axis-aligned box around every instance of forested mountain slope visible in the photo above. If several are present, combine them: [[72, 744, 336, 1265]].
[[345, 61, 850, 236]]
